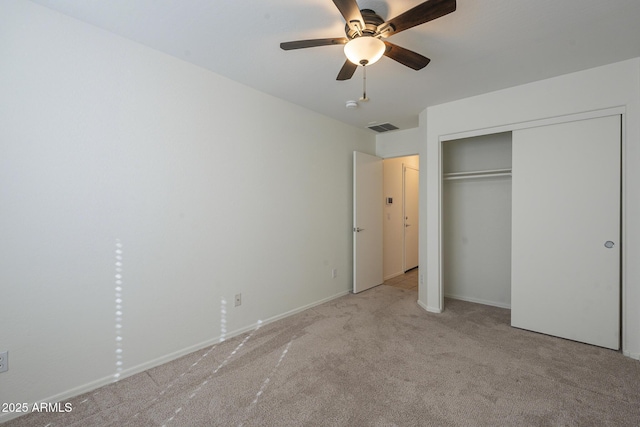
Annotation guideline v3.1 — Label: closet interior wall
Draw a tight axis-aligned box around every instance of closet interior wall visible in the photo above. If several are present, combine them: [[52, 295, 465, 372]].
[[442, 132, 512, 308]]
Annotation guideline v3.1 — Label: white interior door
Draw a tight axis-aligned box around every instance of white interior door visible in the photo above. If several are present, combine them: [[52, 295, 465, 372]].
[[353, 151, 383, 293], [403, 166, 419, 271], [511, 115, 620, 349]]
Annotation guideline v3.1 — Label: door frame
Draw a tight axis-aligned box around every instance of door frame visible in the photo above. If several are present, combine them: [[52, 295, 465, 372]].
[[402, 164, 419, 272], [433, 106, 627, 345]]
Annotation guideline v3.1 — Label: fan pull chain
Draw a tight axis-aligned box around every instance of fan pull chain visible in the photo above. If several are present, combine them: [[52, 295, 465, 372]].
[[360, 65, 369, 102]]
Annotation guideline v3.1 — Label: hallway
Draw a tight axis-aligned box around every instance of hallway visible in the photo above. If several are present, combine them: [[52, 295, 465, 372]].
[[383, 268, 418, 291]]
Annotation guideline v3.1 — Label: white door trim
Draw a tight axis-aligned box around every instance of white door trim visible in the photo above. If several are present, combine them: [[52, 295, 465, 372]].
[[402, 164, 419, 272]]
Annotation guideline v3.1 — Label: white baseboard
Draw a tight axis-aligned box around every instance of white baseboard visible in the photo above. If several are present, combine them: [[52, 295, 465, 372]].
[[383, 271, 404, 281], [417, 299, 442, 313], [254, 290, 350, 327], [622, 350, 640, 360], [0, 290, 349, 424], [444, 293, 511, 309]]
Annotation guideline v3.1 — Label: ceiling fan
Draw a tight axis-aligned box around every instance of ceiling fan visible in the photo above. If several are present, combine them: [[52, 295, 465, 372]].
[[280, 0, 456, 81]]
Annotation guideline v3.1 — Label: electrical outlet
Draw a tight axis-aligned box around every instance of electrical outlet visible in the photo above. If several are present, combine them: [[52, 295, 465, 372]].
[[0, 351, 8, 373], [234, 293, 242, 307], [331, 268, 338, 279]]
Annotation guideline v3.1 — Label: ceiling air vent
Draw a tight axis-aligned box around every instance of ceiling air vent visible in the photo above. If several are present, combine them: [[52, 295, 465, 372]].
[[367, 123, 399, 133]]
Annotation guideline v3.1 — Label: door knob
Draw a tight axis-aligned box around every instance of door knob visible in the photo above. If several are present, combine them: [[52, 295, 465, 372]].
[[354, 227, 365, 232], [405, 224, 411, 227], [604, 241, 615, 249]]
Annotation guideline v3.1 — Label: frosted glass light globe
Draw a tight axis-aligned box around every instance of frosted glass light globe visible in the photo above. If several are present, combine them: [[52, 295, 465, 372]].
[[344, 36, 385, 66]]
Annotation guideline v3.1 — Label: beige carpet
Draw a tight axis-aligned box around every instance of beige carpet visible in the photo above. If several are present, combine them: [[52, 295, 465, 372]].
[[6, 284, 640, 426]]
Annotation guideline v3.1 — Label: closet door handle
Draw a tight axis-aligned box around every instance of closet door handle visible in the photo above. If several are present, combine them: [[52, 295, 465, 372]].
[[604, 241, 615, 249]]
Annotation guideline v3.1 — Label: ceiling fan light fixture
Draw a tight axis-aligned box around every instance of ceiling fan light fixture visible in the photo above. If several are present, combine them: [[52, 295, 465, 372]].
[[344, 36, 385, 66]]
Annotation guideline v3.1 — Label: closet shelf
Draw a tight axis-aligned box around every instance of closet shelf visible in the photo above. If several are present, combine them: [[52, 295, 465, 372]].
[[443, 168, 512, 181]]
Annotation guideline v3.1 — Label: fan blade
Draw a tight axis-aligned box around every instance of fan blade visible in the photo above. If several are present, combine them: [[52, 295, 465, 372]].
[[280, 38, 349, 50], [337, 60, 358, 80], [380, 0, 456, 36], [332, 0, 365, 31], [383, 42, 430, 70]]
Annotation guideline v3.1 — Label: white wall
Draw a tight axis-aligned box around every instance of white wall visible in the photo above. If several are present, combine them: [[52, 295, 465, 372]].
[[376, 127, 420, 158], [0, 0, 375, 415], [383, 156, 419, 279], [418, 58, 640, 359]]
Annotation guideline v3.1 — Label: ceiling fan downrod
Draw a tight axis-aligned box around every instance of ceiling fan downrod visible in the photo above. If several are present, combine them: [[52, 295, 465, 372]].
[[360, 64, 369, 102]]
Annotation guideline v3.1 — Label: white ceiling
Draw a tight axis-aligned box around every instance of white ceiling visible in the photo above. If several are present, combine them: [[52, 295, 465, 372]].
[[30, 0, 640, 132]]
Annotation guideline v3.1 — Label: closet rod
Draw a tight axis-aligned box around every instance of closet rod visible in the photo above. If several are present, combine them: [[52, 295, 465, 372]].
[[443, 168, 512, 181]]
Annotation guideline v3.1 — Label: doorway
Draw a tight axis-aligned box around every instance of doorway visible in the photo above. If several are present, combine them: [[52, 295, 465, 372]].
[[442, 133, 512, 308], [383, 155, 419, 281]]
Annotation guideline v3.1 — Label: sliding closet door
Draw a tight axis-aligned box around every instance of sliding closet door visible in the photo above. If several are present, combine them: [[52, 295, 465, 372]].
[[511, 115, 620, 350]]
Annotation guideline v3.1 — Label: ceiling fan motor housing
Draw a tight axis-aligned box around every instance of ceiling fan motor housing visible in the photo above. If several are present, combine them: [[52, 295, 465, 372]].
[[345, 9, 387, 39]]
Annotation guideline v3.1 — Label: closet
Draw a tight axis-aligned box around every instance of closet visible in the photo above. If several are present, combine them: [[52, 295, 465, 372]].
[[441, 116, 621, 350], [442, 132, 512, 308]]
